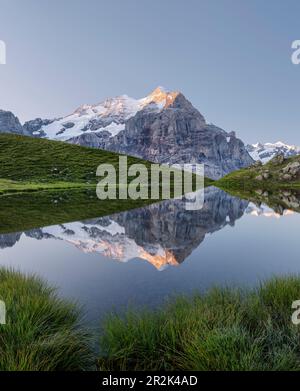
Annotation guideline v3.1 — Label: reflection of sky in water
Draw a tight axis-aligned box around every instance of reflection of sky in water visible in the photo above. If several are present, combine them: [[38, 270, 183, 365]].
[[0, 188, 299, 326]]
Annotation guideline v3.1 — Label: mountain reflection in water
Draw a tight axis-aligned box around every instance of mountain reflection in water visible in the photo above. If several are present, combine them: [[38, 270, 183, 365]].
[[1, 187, 295, 270]]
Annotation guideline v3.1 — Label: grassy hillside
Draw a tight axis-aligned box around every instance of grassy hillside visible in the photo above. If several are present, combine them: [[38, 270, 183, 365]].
[[0, 135, 161, 232], [0, 133, 151, 186], [216, 154, 300, 192], [0, 134, 205, 232], [0, 134, 206, 195]]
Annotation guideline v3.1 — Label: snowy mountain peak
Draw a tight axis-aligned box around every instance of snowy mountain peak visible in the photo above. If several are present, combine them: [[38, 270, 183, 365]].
[[19, 87, 254, 179], [143, 86, 179, 107], [74, 94, 139, 119], [247, 141, 300, 163], [136, 87, 182, 111], [24, 88, 182, 141], [152, 86, 168, 93]]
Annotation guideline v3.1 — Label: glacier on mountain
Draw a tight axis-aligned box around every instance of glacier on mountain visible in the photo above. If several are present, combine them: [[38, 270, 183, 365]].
[[246, 141, 300, 163]]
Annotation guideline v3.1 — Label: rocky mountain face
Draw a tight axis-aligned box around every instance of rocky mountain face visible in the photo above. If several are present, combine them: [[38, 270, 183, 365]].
[[0, 110, 25, 135], [21, 87, 253, 179], [23, 118, 56, 137], [0, 188, 248, 270], [247, 142, 300, 163]]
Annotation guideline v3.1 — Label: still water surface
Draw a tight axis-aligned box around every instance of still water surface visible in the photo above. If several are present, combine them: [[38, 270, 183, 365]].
[[0, 187, 299, 326]]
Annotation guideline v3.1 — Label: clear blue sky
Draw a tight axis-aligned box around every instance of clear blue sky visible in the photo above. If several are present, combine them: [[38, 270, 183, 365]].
[[0, 0, 300, 144]]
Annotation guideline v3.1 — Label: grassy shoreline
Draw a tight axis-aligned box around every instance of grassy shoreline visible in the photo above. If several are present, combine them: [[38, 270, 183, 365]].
[[0, 178, 96, 195], [0, 268, 94, 370], [2, 268, 300, 371], [98, 276, 300, 371]]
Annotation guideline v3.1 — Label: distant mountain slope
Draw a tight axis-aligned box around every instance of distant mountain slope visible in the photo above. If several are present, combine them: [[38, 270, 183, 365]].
[[0, 110, 26, 135], [21, 87, 253, 179], [247, 141, 300, 163]]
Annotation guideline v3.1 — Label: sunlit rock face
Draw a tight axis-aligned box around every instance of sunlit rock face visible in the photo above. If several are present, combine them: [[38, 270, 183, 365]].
[[0, 188, 249, 269], [69, 89, 253, 180]]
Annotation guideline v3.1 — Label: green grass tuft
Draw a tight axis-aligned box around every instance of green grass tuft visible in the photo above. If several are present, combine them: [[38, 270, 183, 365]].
[[98, 276, 300, 371], [0, 268, 95, 371]]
